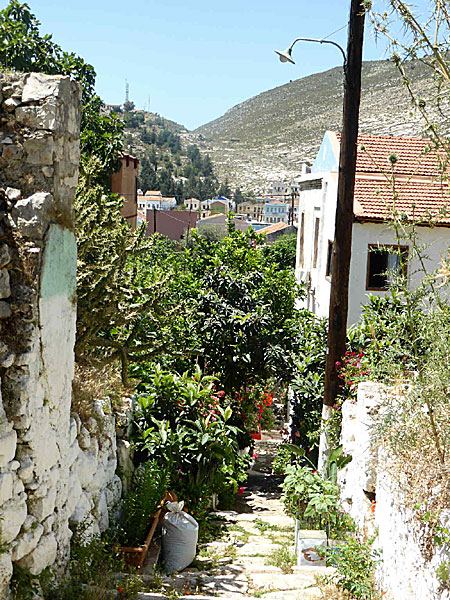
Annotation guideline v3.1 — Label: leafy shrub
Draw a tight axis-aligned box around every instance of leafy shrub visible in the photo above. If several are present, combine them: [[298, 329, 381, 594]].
[[281, 464, 351, 536], [132, 365, 250, 521], [272, 444, 293, 475], [290, 312, 327, 464], [323, 535, 377, 600]]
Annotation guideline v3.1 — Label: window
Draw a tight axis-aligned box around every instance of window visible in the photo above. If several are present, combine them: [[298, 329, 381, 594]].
[[366, 245, 408, 290], [325, 240, 333, 278], [313, 217, 320, 268]]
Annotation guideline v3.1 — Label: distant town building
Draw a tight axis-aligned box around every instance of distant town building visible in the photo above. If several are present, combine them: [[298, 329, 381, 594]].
[[138, 191, 177, 212], [110, 153, 139, 229], [258, 222, 297, 243], [263, 199, 289, 224], [146, 209, 198, 242], [238, 201, 264, 222]]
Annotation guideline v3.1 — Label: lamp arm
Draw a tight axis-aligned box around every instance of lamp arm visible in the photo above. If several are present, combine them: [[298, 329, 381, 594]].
[[289, 37, 347, 69]]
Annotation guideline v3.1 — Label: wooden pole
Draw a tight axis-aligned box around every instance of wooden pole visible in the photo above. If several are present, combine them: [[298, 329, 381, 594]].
[[322, 2, 365, 407]]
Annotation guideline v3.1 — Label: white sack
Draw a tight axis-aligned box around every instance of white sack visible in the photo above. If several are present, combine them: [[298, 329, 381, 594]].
[[162, 501, 199, 573]]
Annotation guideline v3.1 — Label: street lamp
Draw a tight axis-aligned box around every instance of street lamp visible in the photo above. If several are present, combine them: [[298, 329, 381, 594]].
[[275, 38, 347, 70], [276, 1, 366, 472]]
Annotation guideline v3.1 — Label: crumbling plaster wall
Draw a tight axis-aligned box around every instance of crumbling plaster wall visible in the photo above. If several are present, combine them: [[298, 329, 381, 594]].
[[339, 382, 449, 600], [0, 72, 123, 596]]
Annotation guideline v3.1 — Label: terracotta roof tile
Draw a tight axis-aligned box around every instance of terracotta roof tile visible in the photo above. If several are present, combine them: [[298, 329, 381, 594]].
[[336, 133, 447, 177], [353, 176, 450, 224], [258, 222, 290, 235]]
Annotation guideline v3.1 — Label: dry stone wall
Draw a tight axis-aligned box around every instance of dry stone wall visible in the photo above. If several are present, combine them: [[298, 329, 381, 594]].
[[339, 382, 450, 600], [0, 72, 124, 596]]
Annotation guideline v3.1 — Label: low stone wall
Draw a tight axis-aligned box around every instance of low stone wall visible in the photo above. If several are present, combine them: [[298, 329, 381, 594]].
[[339, 382, 450, 600], [0, 72, 126, 596]]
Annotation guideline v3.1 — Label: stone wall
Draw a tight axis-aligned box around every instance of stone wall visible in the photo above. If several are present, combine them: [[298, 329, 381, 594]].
[[0, 72, 124, 596], [339, 382, 450, 600]]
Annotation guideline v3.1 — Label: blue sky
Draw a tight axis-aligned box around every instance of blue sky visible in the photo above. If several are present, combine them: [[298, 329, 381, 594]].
[[4, 0, 429, 129]]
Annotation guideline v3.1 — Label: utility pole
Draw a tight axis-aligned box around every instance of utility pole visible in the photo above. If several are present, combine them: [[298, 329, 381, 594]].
[[319, 0, 366, 468]]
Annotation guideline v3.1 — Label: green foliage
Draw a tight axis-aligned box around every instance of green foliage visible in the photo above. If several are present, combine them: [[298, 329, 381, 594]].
[[75, 159, 162, 377], [265, 543, 296, 574], [282, 464, 351, 536], [272, 444, 293, 475], [348, 291, 426, 382], [11, 533, 148, 600], [117, 460, 169, 546], [10, 564, 41, 600], [0, 0, 124, 179], [126, 228, 305, 398], [0, 1, 95, 95], [261, 234, 297, 270], [290, 312, 327, 463], [132, 366, 250, 521], [324, 536, 377, 600]]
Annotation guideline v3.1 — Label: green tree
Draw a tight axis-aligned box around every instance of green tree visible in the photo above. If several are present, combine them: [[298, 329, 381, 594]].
[[262, 234, 298, 269], [233, 187, 245, 204], [140, 156, 159, 193], [123, 99, 135, 112]]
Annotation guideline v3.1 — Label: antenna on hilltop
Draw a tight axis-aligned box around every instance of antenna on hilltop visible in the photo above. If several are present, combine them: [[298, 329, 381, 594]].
[[125, 80, 129, 103]]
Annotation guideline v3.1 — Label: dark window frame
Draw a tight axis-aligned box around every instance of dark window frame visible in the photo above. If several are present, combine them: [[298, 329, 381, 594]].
[[313, 217, 320, 269], [366, 244, 409, 291], [325, 240, 333, 280]]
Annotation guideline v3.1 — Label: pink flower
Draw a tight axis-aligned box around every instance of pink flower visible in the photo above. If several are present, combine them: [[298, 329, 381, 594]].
[[252, 453, 258, 459], [238, 486, 245, 495]]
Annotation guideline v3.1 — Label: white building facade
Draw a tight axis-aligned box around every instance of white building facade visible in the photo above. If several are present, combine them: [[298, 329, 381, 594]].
[[296, 131, 450, 325]]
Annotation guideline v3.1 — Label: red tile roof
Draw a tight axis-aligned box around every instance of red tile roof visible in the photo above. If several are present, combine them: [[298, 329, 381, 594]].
[[336, 133, 448, 177], [353, 176, 450, 224], [258, 222, 290, 235]]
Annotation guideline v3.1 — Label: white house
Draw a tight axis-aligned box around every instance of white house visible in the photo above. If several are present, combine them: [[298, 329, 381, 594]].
[[138, 190, 177, 212], [296, 131, 450, 324]]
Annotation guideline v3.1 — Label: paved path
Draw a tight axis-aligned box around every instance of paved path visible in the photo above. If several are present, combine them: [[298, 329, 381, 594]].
[[138, 434, 336, 599]]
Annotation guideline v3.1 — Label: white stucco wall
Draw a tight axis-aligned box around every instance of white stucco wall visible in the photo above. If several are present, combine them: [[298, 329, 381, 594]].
[[340, 382, 450, 600], [296, 175, 450, 324]]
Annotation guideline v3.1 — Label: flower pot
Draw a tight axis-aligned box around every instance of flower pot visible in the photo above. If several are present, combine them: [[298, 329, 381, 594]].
[[251, 423, 262, 440]]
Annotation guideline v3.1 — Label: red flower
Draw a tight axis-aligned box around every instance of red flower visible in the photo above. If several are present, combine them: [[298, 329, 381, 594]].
[[118, 586, 124, 593]]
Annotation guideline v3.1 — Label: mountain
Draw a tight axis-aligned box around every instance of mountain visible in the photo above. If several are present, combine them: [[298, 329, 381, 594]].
[[192, 58, 448, 193]]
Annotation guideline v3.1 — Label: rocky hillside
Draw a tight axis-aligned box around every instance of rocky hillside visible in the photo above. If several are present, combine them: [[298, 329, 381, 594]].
[[191, 58, 448, 193]]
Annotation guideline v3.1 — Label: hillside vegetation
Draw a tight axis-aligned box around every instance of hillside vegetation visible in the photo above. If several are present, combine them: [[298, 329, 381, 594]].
[[192, 58, 448, 192]]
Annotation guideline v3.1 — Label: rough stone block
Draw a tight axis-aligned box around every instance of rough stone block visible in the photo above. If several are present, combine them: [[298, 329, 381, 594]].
[[2, 143, 23, 160], [76, 451, 97, 488], [16, 100, 58, 130], [1, 493, 27, 543], [0, 429, 17, 467], [0, 268, 10, 299], [12, 523, 44, 561], [23, 132, 55, 165], [29, 486, 57, 522], [0, 245, 11, 269], [69, 491, 91, 526], [0, 552, 13, 599], [0, 301, 11, 318], [5, 188, 21, 203], [18, 456, 34, 483], [11, 192, 53, 239], [66, 474, 83, 518], [3, 97, 19, 111], [0, 472, 13, 503], [17, 532, 57, 575], [22, 73, 63, 103]]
